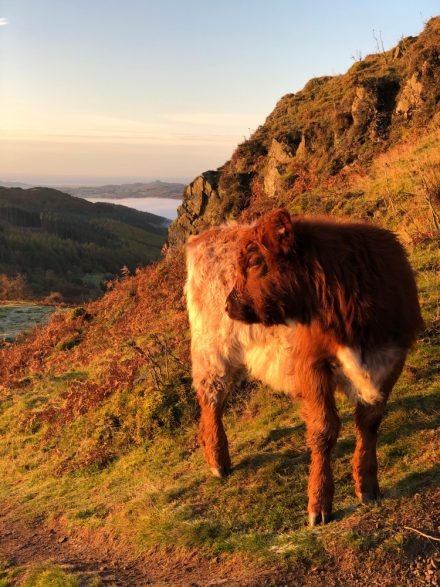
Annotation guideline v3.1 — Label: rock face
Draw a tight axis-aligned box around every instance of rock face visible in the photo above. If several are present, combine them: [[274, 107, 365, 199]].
[[168, 171, 220, 247], [168, 168, 253, 246], [396, 73, 424, 118], [264, 137, 299, 196], [351, 85, 378, 129], [169, 17, 440, 247]]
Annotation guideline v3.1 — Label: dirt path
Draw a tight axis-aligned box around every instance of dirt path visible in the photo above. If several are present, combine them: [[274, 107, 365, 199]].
[[0, 502, 270, 586], [0, 503, 150, 585], [1, 495, 438, 586]]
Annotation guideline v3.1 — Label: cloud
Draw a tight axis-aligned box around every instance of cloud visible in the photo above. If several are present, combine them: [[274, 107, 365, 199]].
[[162, 112, 256, 128], [0, 106, 249, 147], [0, 18, 8, 26], [0, 130, 241, 147]]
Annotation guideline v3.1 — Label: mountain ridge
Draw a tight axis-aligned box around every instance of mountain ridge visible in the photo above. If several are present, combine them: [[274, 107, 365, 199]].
[[62, 180, 185, 200], [0, 181, 185, 200]]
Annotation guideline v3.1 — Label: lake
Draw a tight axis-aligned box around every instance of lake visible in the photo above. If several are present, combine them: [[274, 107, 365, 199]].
[[0, 303, 57, 342], [85, 197, 182, 220]]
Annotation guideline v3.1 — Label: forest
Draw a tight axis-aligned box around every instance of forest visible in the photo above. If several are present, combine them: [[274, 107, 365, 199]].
[[0, 186, 167, 301]]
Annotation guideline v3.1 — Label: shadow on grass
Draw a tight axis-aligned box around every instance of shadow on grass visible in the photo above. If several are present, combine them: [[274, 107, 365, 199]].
[[238, 391, 437, 466], [386, 391, 439, 414], [386, 463, 440, 498], [380, 392, 440, 446], [170, 382, 438, 536], [234, 450, 307, 473], [380, 418, 439, 447], [259, 424, 305, 447], [331, 504, 359, 521], [162, 478, 205, 503]]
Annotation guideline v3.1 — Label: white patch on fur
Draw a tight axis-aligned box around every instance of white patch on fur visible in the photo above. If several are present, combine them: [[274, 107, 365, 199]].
[[336, 346, 404, 405], [336, 347, 381, 404]]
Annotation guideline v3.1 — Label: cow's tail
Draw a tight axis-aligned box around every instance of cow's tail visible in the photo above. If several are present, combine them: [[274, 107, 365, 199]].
[[336, 347, 382, 405]]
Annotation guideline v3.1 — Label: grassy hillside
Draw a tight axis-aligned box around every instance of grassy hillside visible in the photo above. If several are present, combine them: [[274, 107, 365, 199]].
[[0, 186, 168, 302], [0, 19, 438, 586], [0, 128, 438, 585]]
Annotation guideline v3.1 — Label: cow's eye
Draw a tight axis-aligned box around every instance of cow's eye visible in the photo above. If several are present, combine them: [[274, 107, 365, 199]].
[[248, 255, 263, 268]]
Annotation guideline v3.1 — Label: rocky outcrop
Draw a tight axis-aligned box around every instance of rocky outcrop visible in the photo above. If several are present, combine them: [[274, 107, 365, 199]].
[[168, 171, 220, 246], [168, 167, 254, 246], [264, 136, 300, 196], [168, 17, 440, 247], [351, 85, 378, 129], [396, 73, 424, 118]]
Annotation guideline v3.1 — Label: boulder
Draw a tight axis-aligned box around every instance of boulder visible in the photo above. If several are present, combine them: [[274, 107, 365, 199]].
[[396, 73, 424, 118]]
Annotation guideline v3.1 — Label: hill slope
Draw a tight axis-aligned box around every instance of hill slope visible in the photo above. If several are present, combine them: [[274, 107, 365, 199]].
[[0, 186, 168, 301], [169, 16, 440, 245], [0, 18, 438, 586]]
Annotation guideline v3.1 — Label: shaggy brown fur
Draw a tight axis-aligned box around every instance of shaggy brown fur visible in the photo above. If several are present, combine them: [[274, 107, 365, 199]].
[[226, 209, 423, 348], [186, 210, 423, 526]]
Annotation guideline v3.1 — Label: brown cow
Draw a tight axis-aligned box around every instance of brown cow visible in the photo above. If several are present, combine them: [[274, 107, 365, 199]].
[[186, 209, 423, 526]]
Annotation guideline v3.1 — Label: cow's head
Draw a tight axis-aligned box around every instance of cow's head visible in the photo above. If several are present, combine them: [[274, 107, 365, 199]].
[[225, 208, 296, 326]]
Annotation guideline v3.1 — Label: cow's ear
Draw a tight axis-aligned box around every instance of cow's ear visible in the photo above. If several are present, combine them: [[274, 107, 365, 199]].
[[260, 208, 293, 255]]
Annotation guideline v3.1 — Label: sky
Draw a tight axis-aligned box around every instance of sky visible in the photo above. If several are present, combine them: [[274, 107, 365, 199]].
[[0, 0, 438, 185]]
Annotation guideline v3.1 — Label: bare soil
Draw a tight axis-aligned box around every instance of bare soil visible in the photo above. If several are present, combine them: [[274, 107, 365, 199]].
[[1, 491, 439, 586], [0, 500, 272, 586]]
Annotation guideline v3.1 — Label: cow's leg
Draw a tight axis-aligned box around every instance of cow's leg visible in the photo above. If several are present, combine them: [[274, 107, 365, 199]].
[[300, 358, 340, 526], [194, 373, 232, 478], [353, 353, 406, 502]]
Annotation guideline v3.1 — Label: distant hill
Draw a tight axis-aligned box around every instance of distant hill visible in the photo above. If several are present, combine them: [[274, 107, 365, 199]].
[[0, 186, 168, 301], [61, 181, 185, 200], [0, 181, 33, 189]]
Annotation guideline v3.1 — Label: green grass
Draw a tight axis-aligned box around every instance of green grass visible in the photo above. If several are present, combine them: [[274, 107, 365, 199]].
[[0, 559, 21, 587], [0, 561, 97, 587], [23, 565, 79, 587], [21, 564, 101, 587], [0, 244, 437, 571]]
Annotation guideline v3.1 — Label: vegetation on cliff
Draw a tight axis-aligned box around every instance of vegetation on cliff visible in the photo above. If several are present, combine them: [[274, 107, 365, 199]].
[[169, 16, 440, 246]]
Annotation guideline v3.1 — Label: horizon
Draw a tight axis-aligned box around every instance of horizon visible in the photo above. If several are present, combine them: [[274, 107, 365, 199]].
[[0, 1, 438, 182], [0, 174, 191, 187]]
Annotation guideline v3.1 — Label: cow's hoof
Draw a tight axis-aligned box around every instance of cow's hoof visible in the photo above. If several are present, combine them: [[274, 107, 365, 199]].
[[308, 512, 333, 527], [358, 489, 380, 503], [210, 466, 231, 478]]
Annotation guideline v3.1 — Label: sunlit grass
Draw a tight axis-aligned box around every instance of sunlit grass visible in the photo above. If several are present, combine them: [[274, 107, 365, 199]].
[[0, 310, 437, 563], [0, 160, 438, 571]]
